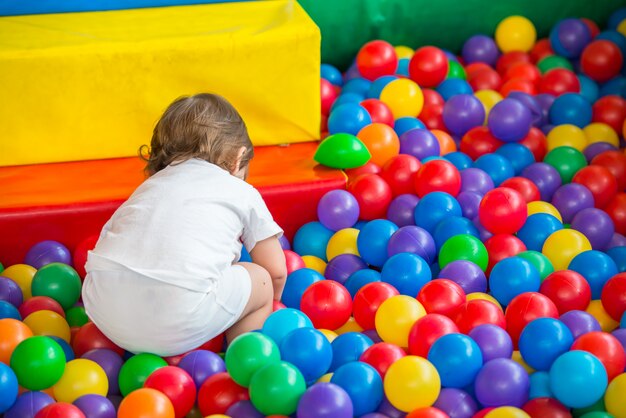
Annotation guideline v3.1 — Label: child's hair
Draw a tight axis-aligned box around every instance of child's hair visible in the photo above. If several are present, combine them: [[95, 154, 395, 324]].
[[140, 93, 254, 175]]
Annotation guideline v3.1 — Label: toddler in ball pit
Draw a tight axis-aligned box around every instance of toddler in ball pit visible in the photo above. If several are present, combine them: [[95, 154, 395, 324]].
[[82, 93, 287, 356]]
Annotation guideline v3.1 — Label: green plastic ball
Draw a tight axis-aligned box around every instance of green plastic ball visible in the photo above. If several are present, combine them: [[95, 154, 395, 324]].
[[447, 60, 467, 80], [225, 332, 280, 387], [544, 146, 587, 184], [537, 55, 574, 73], [10, 336, 66, 390], [438, 234, 488, 271], [118, 353, 167, 396], [572, 398, 606, 417], [314, 133, 371, 169], [517, 251, 555, 281], [31, 263, 81, 310], [65, 306, 89, 327], [579, 413, 613, 418], [249, 361, 306, 416]]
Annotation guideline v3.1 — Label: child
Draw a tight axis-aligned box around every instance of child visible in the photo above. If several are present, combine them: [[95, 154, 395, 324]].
[[82, 93, 287, 357]]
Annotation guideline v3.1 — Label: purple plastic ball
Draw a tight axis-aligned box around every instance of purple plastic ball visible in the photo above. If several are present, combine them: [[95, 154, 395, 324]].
[[376, 396, 405, 418], [462, 35, 499, 66], [571, 208, 615, 250], [362, 329, 383, 343], [473, 216, 493, 242], [560, 310, 601, 339], [387, 226, 437, 264], [360, 414, 388, 418], [457, 191, 482, 220], [106, 395, 123, 411], [522, 163, 562, 201], [297, 383, 354, 418], [612, 328, 626, 352], [226, 400, 265, 418], [324, 254, 368, 284], [488, 99, 533, 142], [433, 388, 478, 418], [442, 94, 486, 136], [4, 391, 54, 418], [584, 142, 618, 162], [438, 260, 487, 293], [474, 358, 529, 407], [608, 233, 626, 249], [81, 349, 123, 396], [551, 183, 595, 224], [178, 350, 226, 389], [550, 18, 592, 58], [73, 394, 116, 418], [386, 194, 419, 227], [278, 235, 291, 251], [468, 324, 514, 362], [399, 129, 441, 160], [460, 168, 495, 195], [0, 277, 23, 308], [317, 190, 360, 232], [508, 92, 543, 128], [535, 94, 556, 127], [24, 240, 72, 269]]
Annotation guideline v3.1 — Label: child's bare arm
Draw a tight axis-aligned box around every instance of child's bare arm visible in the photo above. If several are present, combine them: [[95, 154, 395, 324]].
[[249, 236, 287, 300]]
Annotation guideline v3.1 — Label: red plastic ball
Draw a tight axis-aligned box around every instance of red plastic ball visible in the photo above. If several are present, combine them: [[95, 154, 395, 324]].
[[359, 342, 406, 378], [571, 331, 626, 381], [581, 40, 624, 83], [73, 235, 98, 279], [197, 372, 249, 416], [538, 69, 580, 96], [353, 282, 399, 330], [484, 234, 527, 274], [500, 78, 537, 97], [420, 88, 445, 110], [572, 165, 618, 209], [417, 279, 466, 319], [592, 95, 626, 134], [418, 103, 446, 131], [522, 397, 571, 418], [496, 51, 532, 75], [473, 408, 496, 418], [582, 18, 600, 38], [605, 193, 626, 235], [73, 322, 125, 357], [539, 270, 592, 314], [466, 63, 494, 78], [321, 79, 337, 116], [406, 407, 449, 418], [468, 69, 503, 92], [414, 159, 461, 197], [455, 299, 506, 335], [273, 300, 286, 311], [347, 174, 393, 220], [519, 127, 548, 162], [409, 46, 449, 88], [505, 292, 559, 347], [19, 296, 65, 319], [408, 313, 459, 357], [479, 187, 527, 235], [381, 154, 422, 197], [500, 177, 541, 203], [35, 403, 86, 418], [144, 366, 197, 418], [530, 39, 555, 63], [361, 98, 394, 126], [345, 162, 382, 183], [601, 272, 626, 321], [356, 40, 398, 81], [300, 280, 352, 330], [505, 62, 541, 84], [460, 126, 504, 160], [197, 333, 225, 353], [591, 150, 626, 191], [284, 250, 305, 275]]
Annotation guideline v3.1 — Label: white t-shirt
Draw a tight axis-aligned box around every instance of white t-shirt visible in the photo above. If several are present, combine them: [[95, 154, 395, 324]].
[[87, 158, 283, 291]]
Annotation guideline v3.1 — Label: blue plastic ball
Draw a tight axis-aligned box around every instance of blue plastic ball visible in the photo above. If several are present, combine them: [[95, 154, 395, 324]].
[[387, 225, 437, 264], [394, 117, 426, 136], [396, 58, 410, 77], [569, 250, 619, 299], [381, 253, 431, 297], [345, 269, 382, 298], [330, 362, 383, 417], [519, 318, 574, 371], [549, 18, 592, 58], [607, 246, 626, 273], [549, 350, 608, 409], [600, 76, 626, 98], [516, 213, 564, 252], [414, 191, 462, 233], [549, 93, 592, 128], [596, 30, 626, 57], [578, 75, 599, 103], [608, 8, 626, 30], [0, 300, 20, 320], [368, 75, 398, 99], [529, 371, 553, 399], [433, 216, 479, 250], [342, 77, 371, 97], [436, 78, 473, 101], [495, 143, 536, 176], [321, 63, 343, 87], [293, 222, 334, 261], [489, 257, 541, 306], [331, 93, 365, 112], [427, 333, 483, 388], [474, 153, 515, 186], [0, 363, 18, 413], [262, 308, 314, 346], [328, 103, 372, 135], [281, 268, 324, 309], [445, 151, 473, 170], [330, 332, 374, 372], [357, 220, 399, 268], [280, 328, 333, 384]]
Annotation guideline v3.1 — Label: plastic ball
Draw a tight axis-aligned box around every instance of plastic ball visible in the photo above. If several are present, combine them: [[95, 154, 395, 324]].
[[546, 124, 588, 153], [605, 194, 626, 235], [25, 241, 72, 270], [479, 187, 527, 235], [490, 257, 541, 306], [384, 356, 440, 412], [2, 264, 37, 300], [601, 273, 626, 321], [11, 336, 66, 391], [551, 183, 594, 224], [517, 213, 563, 252], [455, 299, 506, 334], [414, 192, 461, 235], [460, 168, 495, 196], [23, 310, 70, 342], [301, 255, 326, 275], [296, 383, 353, 418], [432, 216, 479, 250], [381, 253, 431, 297], [457, 191, 483, 219], [317, 190, 359, 232], [427, 333, 483, 388], [324, 254, 367, 284], [463, 35, 500, 66], [417, 279, 465, 318], [469, 323, 514, 362], [380, 155, 421, 196], [438, 260, 487, 294], [496, 145, 536, 178], [443, 94, 485, 136], [414, 159, 461, 197], [460, 126, 504, 160], [542, 229, 592, 271], [581, 40, 624, 82], [438, 234, 488, 271], [197, 372, 248, 416], [495, 16, 537, 53], [505, 292, 559, 347], [177, 350, 225, 390], [4, 390, 54, 418], [357, 220, 398, 268], [357, 41, 398, 81], [549, 350, 607, 409], [326, 228, 360, 261], [560, 310, 601, 339], [0, 276, 22, 309], [433, 388, 478, 418], [375, 295, 426, 347], [586, 299, 619, 332], [605, 373, 626, 418], [262, 308, 313, 346], [517, 250, 555, 281], [579, 74, 600, 103], [408, 314, 459, 358], [348, 174, 393, 220], [484, 234, 527, 274], [225, 333, 280, 387], [353, 282, 399, 331], [409, 46, 449, 88], [118, 353, 167, 396], [279, 328, 332, 384], [488, 98, 533, 142], [293, 222, 334, 261], [572, 165, 618, 209], [571, 331, 626, 382], [436, 78, 473, 101], [399, 130, 440, 163], [19, 296, 64, 320], [380, 78, 424, 118], [475, 358, 530, 408], [518, 317, 574, 373], [474, 154, 515, 187], [330, 362, 383, 416], [0, 300, 20, 320], [251, 362, 307, 416], [81, 349, 124, 396], [539, 69, 580, 96], [361, 99, 394, 126], [386, 194, 419, 228], [328, 103, 373, 136], [549, 18, 592, 58], [35, 403, 87, 418], [539, 270, 591, 314], [300, 281, 352, 330], [521, 162, 562, 202], [550, 94, 593, 128], [117, 388, 175, 418], [0, 362, 18, 413], [571, 207, 615, 250], [387, 225, 436, 264], [31, 263, 81, 311], [357, 123, 401, 167], [592, 96, 626, 134], [526, 201, 563, 222]]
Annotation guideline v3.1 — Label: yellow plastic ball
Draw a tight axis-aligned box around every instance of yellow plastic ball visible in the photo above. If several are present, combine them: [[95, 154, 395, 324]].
[[527, 201, 563, 222], [2, 264, 37, 300], [318, 329, 338, 343], [584, 122, 620, 147], [53, 359, 108, 403], [380, 78, 424, 118], [326, 228, 360, 261], [474, 90, 503, 119], [467, 292, 503, 311], [542, 229, 591, 271], [384, 356, 440, 412], [511, 350, 534, 374], [334, 316, 364, 334], [495, 16, 537, 53], [546, 124, 588, 152], [618, 19, 626, 37], [317, 373, 333, 383], [301, 255, 326, 275], [23, 310, 71, 342], [205, 416, 230, 418], [394, 45, 414, 59], [586, 299, 619, 332], [605, 373, 626, 418], [485, 406, 531, 418], [375, 295, 426, 347]]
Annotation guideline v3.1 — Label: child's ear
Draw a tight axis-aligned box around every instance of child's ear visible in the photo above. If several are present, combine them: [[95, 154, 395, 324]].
[[232, 146, 247, 174]]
